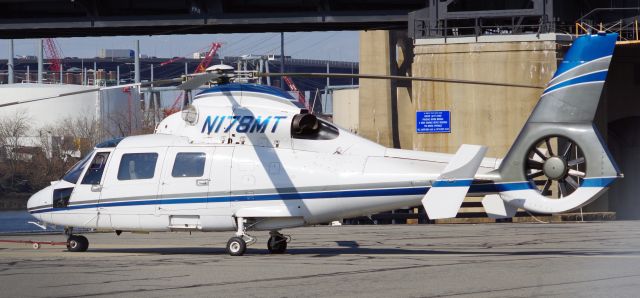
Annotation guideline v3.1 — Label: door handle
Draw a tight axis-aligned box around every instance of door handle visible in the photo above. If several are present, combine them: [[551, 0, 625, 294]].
[[196, 179, 210, 186], [91, 185, 102, 192]]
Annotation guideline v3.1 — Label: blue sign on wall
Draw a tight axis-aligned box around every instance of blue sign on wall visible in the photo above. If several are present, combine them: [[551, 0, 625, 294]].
[[416, 110, 451, 133]]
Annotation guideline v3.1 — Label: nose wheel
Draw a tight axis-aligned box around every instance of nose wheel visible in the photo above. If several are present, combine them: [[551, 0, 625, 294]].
[[65, 227, 89, 252], [67, 235, 89, 252]]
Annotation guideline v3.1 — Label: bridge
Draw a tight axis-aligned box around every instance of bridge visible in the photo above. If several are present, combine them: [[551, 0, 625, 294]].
[[0, 0, 425, 38]]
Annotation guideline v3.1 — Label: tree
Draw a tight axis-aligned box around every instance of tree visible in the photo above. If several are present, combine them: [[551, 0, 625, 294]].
[[0, 110, 31, 188]]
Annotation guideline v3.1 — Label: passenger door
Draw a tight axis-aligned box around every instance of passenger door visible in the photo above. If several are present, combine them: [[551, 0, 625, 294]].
[[207, 147, 234, 211], [159, 147, 215, 211], [100, 148, 166, 219]]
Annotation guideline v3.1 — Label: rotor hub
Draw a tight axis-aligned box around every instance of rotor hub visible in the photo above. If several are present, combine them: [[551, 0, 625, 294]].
[[542, 156, 568, 180]]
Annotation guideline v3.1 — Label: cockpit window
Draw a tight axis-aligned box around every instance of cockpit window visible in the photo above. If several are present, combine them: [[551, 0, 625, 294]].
[[81, 152, 110, 185], [61, 150, 94, 184]]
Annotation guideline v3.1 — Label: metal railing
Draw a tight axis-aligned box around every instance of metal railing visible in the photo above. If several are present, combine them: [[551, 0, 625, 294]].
[[415, 15, 552, 40]]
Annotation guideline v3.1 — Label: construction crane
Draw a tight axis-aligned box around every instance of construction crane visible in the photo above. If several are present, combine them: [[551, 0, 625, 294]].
[[282, 76, 307, 109], [159, 56, 185, 67], [43, 38, 63, 72], [162, 42, 222, 118]]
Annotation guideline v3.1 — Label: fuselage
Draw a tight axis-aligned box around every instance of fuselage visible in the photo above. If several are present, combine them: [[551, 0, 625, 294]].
[[27, 84, 502, 232]]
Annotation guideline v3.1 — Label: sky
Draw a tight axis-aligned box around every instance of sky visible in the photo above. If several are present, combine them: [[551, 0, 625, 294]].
[[4, 31, 359, 62]]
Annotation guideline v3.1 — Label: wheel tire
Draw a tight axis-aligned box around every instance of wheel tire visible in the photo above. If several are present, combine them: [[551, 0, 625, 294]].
[[67, 235, 89, 252], [267, 235, 287, 254], [226, 237, 247, 256]]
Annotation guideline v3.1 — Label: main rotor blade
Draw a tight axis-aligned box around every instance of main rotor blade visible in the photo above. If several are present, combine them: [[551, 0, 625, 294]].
[[0, 88, 101, 108], [257, 73, 544, 89], [178, 73, 222, 90], [140, 77, 183, 87]]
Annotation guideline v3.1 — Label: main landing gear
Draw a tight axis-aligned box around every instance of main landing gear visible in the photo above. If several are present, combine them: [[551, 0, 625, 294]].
[[225, 218, 290, 256], [267, 231, 288, 254], [65, 227, 89, 252], [226, 217, 256, 256]]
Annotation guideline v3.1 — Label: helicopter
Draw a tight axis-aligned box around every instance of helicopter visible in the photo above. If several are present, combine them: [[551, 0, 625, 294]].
[[23, 33, 621, 256]]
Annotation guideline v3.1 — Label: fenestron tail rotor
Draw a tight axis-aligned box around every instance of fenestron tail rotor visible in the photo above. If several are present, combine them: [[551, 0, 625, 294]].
[[525, 136, 586, 198]]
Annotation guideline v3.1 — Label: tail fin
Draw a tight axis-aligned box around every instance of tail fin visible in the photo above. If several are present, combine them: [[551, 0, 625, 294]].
[[493, 33, 622, 214]]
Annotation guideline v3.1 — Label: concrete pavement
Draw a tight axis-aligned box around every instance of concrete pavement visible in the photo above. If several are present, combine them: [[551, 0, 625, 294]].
[[1, 222, 639, 297]]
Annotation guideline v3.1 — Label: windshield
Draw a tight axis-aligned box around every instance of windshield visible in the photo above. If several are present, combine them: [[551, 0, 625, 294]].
[[61, 150, 95, 184]]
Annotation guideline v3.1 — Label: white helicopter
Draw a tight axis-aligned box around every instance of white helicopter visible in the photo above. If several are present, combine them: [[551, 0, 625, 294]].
[[25, 33, 621, 256]]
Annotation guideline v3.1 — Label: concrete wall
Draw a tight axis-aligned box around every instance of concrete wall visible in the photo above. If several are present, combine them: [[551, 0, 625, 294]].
[[411, 39, 558, 158], [332, 88, 359, 133]]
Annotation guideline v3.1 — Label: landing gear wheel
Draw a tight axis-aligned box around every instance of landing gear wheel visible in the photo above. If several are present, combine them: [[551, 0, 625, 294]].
[[226, 237, 247, 256], [267, 235, 287, 254], [67, 235, 89, 252]]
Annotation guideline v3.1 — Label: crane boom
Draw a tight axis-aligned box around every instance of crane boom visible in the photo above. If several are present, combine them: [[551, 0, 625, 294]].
[[43, 38, 63, 72], [163, 42, 222, 118], [282, 76, 307, 109]]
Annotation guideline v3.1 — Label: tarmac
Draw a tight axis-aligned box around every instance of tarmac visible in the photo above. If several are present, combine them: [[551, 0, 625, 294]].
[[1, 221, 639, 298]]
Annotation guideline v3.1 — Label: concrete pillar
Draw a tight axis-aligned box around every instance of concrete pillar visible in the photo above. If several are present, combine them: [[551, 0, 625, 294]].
[[37, 39, 43, 84], [359, 31, 394, 147], [116, 65, 120, 85], [8, 39, 14, 84], [358, 30, 412, 148]]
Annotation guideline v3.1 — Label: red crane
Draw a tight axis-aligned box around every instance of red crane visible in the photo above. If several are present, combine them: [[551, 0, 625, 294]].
[[282, 76, 307, 109], [162, 42, 222, 118], [43, 38, 63, 72]]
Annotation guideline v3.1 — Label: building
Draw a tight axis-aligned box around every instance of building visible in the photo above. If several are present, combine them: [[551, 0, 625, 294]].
[[0, 84, 142, 159], [348, 1, 640, 221]]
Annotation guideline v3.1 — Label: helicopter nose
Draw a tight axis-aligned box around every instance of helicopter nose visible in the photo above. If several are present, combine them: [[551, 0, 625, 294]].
[[27, 186, 52, 221]]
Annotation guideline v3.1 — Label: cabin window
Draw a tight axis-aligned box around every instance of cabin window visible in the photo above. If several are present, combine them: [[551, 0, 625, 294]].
[[117, 153, 158, 180], [172, 152, 206, 178], [81, 152, 110, 185]]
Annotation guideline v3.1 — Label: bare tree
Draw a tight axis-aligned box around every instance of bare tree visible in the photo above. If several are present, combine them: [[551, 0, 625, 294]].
[[0, 110, 31, 188], [53, 116, 102, 156]]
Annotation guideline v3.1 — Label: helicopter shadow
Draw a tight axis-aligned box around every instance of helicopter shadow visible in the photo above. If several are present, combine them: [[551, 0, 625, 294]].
[[84, 246, 635, 258]]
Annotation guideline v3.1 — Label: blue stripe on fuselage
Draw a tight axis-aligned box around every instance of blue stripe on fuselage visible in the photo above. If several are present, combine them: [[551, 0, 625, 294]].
[[28, 177, 612, 214]]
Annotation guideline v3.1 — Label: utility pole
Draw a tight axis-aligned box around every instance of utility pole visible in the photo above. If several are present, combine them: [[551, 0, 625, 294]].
[[134, 40, 140, 84], [8, 40, 14, 84], [280, 32, 285, 89], [93, 61, 97, 85], [37, 39, 43, 84]]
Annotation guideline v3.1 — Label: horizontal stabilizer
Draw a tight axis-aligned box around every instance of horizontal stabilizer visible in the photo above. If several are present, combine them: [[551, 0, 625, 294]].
[[422, 144, 488, 220], [482, 194, 517, 219]]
